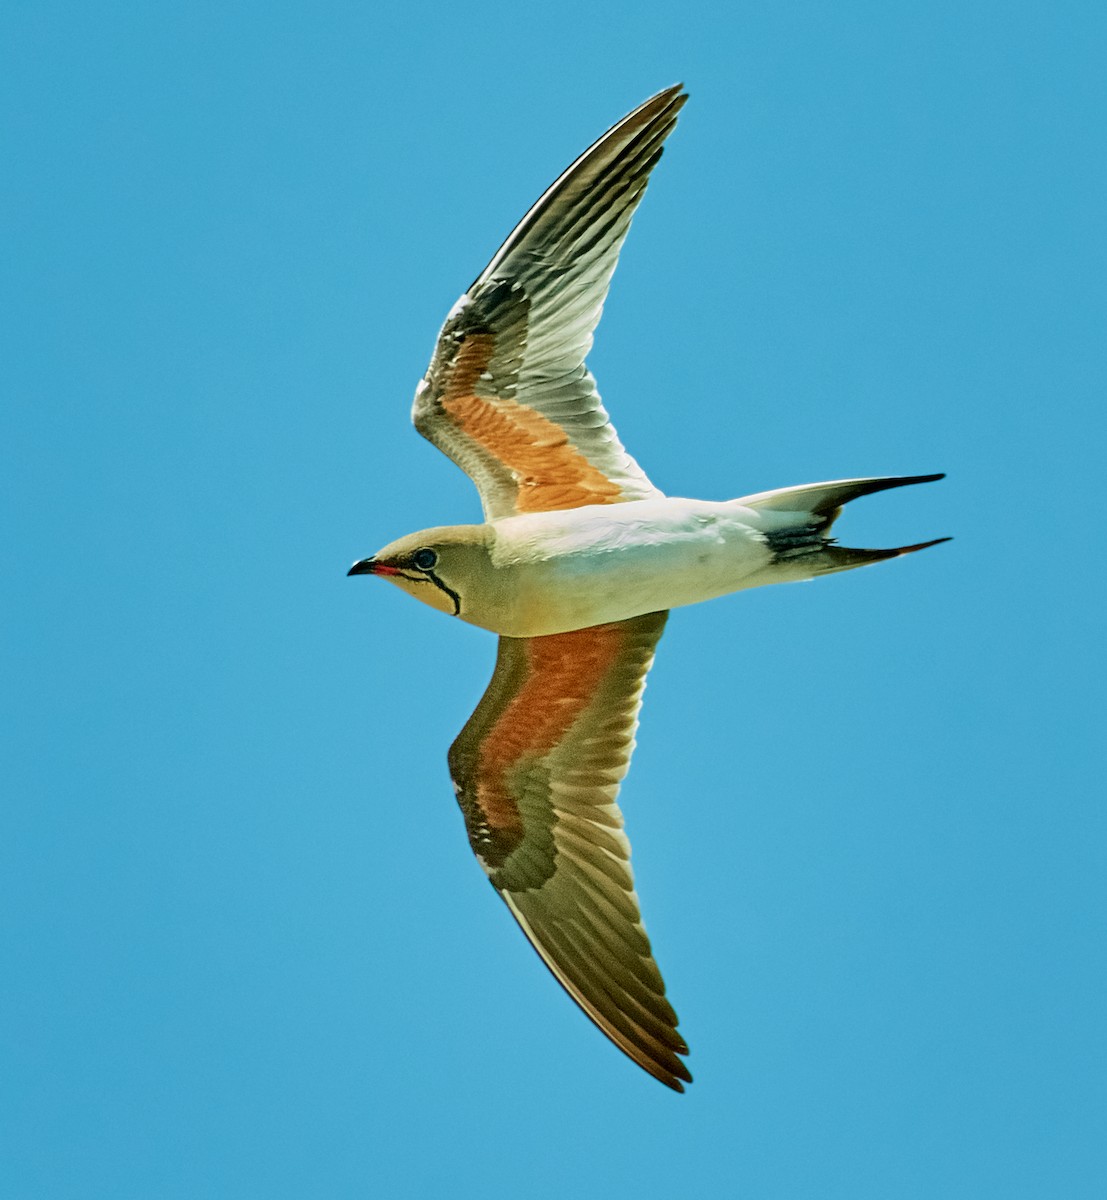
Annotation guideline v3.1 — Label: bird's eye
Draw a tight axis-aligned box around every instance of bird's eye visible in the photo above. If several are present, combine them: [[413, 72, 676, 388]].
[[412, 548, 438, 571]]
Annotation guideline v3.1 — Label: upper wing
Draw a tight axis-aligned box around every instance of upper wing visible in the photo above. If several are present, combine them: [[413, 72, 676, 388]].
[[413, 86, 687, 521], [447, 610, 691, 1091]]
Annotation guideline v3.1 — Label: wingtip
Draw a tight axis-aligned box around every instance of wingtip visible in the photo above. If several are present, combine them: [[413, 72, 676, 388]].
[[641, 1052, 693, 1093], [877, 471, 945, 489], [638, 83, 689, 118]]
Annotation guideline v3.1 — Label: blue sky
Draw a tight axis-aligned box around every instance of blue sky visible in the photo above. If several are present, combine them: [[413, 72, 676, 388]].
[[4, 1, 1105, 1196]]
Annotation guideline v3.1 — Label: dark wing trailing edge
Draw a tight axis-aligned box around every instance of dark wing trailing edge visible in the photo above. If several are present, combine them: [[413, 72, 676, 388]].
[[448, 610, 691, 1091], [413, 86, 687, 520]]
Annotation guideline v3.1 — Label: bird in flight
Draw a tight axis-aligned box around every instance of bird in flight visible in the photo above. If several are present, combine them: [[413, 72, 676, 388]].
[[349, 85, 947, 1092]]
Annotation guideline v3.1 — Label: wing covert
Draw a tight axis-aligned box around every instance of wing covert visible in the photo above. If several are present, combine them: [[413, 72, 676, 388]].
[[413, 86, 687, 520], [447, 610, 691, 1091]]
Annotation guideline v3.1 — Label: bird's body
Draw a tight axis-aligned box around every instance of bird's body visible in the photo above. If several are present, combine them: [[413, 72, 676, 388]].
[[490, 496, 776, 637], [348, 85, 947, 1091]]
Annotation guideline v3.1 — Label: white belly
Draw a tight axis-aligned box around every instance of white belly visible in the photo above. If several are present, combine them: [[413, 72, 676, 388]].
[[483, 498, 776, 637]]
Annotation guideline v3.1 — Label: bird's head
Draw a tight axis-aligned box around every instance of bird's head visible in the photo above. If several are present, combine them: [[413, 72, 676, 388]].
[[347, 524, 496, 621]]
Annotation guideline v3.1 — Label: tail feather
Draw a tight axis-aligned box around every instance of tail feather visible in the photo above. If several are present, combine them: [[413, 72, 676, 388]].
[[741, 473, 950, 578], [816, 535, 952, 575]]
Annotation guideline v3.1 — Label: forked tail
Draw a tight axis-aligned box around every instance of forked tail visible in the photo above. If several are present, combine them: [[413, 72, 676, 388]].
[[742, 473, 950, 576]]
